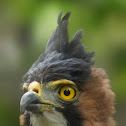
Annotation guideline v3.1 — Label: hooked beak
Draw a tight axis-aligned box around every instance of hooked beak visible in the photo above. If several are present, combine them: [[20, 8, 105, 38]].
[[20, 92, 64, 115], [20, 92, 42, 114]]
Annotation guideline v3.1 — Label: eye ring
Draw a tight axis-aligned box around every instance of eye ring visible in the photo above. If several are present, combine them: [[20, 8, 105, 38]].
[[58, 86, 77, 101]]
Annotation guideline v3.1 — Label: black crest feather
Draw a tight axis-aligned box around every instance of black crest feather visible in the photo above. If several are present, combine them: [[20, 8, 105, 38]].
[[23, 11, 94, 85], [33, 11, 94, 67], [45, 11, 71, 54]]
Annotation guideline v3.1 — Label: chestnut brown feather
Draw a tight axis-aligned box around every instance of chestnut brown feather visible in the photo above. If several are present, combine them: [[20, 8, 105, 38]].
[[20, 111, 31, 126], [76, 68, 116, 126]]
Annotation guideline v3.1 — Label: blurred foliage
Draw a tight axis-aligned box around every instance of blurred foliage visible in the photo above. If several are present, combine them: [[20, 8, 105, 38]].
[[0, 0, 126, 126]]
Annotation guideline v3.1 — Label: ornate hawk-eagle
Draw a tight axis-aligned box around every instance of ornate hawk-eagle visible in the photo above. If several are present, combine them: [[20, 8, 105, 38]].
[[20, 11, 116, 126]]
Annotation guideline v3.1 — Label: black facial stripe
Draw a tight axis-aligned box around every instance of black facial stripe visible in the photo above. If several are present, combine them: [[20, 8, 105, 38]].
[[56, 104, 83, 126]]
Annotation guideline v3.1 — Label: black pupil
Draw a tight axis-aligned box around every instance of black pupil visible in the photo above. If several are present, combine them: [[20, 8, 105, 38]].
[[64, 89, 70, 96]]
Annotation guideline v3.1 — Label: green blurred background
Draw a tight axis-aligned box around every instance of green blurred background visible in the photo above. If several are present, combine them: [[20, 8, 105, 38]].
[[0, 0, 126, 126]]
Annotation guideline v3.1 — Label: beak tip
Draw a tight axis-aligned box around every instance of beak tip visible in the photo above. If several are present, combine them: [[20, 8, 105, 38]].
[[20, 106, 25, 115]]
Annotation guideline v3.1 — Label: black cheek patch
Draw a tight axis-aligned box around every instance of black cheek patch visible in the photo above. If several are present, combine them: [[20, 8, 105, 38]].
[[56, 104, 83, 126]]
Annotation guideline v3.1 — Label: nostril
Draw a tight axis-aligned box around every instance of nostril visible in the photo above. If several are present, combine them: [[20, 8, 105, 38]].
[[33, 88, 39, 94]]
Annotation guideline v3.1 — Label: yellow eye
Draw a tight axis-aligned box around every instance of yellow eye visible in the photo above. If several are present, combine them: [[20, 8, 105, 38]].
[[60, 86, 76, 100]]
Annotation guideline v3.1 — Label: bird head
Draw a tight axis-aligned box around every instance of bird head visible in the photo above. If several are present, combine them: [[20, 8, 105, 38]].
[[20, 11, 115, 126]]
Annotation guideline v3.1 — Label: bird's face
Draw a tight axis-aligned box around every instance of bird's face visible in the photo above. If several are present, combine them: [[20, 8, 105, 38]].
[[20, 79, 79, 115], [20, 53, 91, 126]]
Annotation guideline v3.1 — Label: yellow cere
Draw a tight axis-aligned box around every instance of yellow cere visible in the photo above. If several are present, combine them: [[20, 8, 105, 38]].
[[28, 81, 41, 97], [60, 86, 76, 100]]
